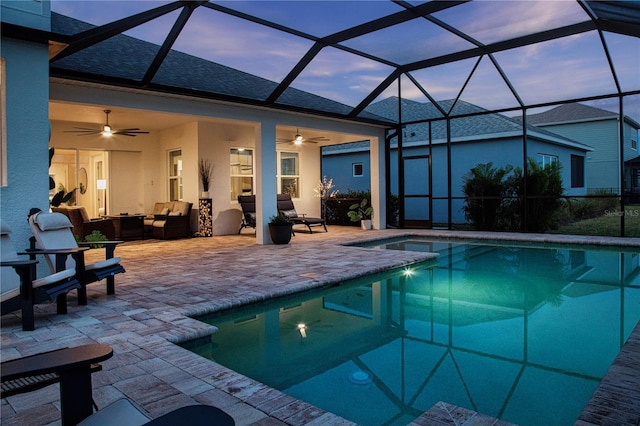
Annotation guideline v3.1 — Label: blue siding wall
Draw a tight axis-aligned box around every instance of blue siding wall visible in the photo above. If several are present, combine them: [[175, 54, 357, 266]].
[[321, 150, 370, 193], [538, 120, 620, 192], [324, 136, 588, 225]]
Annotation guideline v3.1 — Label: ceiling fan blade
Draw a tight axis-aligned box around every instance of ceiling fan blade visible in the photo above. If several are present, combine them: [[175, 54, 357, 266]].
[[64, 127, 100, 133], [113, 129, 149, 135], [71, 126, 100, 131], [64, 130, 101, 135]]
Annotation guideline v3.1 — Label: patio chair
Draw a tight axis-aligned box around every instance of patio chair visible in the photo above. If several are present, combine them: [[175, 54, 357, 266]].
[[277, 194, 327, 234], [51, 206, 116, 241], [1, 219, 81, 331], [27, 211, 125, 306], [1, 343, 235, 426], [237, 195, 257, 234]]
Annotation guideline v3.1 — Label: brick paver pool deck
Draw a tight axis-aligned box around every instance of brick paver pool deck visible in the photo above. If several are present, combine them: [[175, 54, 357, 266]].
[[1, 227, 639, 426]]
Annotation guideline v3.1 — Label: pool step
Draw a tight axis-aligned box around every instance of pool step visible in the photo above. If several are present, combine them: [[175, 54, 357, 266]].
[[410, 401, 516, 426]]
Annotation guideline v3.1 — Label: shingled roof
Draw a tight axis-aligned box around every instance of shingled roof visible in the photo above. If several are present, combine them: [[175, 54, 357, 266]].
[[367, 97, 590, 147], [522, 102, 640, 129], [526, 103, 618, 125], [50, 13, 389, 122], [323, 97, 591, 154]]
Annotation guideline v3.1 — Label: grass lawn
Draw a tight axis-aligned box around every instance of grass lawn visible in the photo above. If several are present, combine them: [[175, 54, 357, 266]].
[[553, 209, 640, 237]]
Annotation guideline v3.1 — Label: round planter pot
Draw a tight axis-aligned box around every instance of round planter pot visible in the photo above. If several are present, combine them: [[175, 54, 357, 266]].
[[269, 223, 293, 244], [361, 219, 372, 230]]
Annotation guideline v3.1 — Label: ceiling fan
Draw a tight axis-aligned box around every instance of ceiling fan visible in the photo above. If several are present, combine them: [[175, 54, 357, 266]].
[[277, 129, 329, 145], [64, 109, 150, 137]]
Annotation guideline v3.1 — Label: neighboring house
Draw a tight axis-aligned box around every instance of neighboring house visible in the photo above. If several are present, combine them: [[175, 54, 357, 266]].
[[525, 103, 640, 196], [323, 98, 592, 225]]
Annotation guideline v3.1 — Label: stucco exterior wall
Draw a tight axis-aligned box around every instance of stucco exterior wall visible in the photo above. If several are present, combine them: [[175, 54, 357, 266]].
[[0, 37, 50, 251]]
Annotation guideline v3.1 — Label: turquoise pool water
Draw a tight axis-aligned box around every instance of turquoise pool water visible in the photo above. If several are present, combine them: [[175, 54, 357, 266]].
[[182, 238, 640, 426]]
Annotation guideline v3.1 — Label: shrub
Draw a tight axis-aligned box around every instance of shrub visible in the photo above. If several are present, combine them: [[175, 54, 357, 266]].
[[269, 214, 291, 225], [503, 158, 564, 232], [461, 162, 513, 231], [326, 190, 371, 226], [85, 230, 108, 248], [561, 189, 619, 222]]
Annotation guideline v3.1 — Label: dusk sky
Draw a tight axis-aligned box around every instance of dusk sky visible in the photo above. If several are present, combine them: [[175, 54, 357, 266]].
[[51, 1, 639, 122]]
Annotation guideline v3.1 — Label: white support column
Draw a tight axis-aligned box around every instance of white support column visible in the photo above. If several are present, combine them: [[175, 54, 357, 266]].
[[254, 121, 278, 244], [370, 132, 386, 230]]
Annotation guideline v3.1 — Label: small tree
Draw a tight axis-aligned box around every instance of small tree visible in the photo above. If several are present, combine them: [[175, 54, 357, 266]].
[[461, 162, 513, 231], [313, 176, 338, 220]]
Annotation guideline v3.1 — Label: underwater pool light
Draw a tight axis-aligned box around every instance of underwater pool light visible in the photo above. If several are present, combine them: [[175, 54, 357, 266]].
[[297, 323, 307, 338]]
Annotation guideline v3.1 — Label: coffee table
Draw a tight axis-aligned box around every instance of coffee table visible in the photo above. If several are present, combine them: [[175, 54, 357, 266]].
[[106, 214, 145, 240]]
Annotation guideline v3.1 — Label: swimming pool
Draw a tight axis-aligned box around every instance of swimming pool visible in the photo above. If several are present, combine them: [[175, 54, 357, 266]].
[[182, 238, 640, 426]]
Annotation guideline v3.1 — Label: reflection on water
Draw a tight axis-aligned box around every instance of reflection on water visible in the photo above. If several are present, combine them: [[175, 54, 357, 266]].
[[183, 239, 640, 426]]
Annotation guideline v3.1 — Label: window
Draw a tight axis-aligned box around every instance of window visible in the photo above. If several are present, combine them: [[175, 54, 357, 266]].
[[539, 154, 558, 168], [278, 151, 299, 197], [571, 154, 584, 188], [353, 162, 363, 177], [168, 150, 182, 201], [632, 139, 637, 150], [230, 148, 253, 201]]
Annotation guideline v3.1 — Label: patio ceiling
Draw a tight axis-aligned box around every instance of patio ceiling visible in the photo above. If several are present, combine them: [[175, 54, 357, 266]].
[[4, 1, 640, 125]]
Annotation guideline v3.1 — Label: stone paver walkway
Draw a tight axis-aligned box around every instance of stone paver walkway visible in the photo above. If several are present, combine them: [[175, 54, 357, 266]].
[[1, 227, 639, 426]]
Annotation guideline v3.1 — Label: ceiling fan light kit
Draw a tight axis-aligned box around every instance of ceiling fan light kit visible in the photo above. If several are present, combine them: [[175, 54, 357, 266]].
[[64, 109, 149, 137], [277, 128, 329, 146]]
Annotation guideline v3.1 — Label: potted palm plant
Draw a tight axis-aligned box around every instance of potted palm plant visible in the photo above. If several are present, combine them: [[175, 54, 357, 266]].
[[347, 198, 374, 230], [268, 214, 293, 244]]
